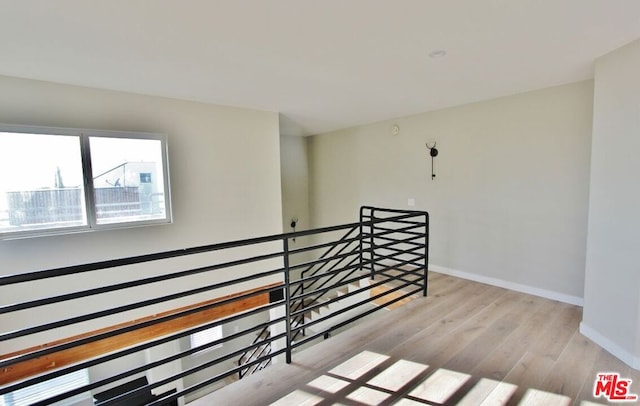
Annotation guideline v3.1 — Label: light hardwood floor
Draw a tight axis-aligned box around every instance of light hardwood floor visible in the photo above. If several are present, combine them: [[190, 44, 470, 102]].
[[194, 272, 639, 405]]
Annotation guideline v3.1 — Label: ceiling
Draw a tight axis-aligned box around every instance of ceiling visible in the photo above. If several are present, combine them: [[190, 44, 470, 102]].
[[0, 1, 638, 136]]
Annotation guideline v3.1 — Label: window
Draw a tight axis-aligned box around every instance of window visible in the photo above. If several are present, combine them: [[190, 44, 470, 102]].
[[0, 125, 171, 239], [190, 324, 223, 353], [1, 369, 90, 406]]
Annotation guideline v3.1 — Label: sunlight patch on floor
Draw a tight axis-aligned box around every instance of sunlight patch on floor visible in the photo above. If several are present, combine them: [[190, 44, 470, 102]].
[[269, 350, 600, 405], [344, 386, 391, 405], [269, 389, 323, 406], [328, 350, 389, 379], [457, 378, 517, 406], [367, 359, 429, 391], [519, 388, 571, 405], [408, 368, 471, 403], [306, 375, 350, 394]]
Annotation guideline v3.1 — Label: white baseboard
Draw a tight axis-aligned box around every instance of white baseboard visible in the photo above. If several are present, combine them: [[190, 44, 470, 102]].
[[580, 322, 640, 370], [430, 264, 584, 306]]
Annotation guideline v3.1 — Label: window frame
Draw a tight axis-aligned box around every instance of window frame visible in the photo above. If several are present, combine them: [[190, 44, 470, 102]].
[[0, 124, 172, 240]]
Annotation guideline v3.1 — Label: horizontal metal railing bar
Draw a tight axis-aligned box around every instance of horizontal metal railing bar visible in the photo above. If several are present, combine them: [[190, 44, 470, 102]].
[[362, 231, 424, 251], [372, 230, 426, 241], [290, 226, 360, 258], [371, 248, 424, 261], [374, 248, 425, 261], [373, 263, 425, 279], [291, 245, 362, 288], [371, 236, 425, 247], [360, 225, 425, 244], [381, 218, 425, 226], [289, 246, 361, 273], [1, 216, 412, 286], [359, 217, 419, 226], [0, 250, 284, 315], [301, 256, 362, 301], [370, 244, 425, 259], [26, 313, 286, 404], [371, 234, 425, 248], [0, 266, 283, 343], [372, 255, 425, 276], [289, 256, 368, 291], [360, 225, 424, 239], [368, 250, 426, 269], [362, 232, 424, 258], [371, 255, 428, 278], [0, 269, 282, 344], [361, 213, 428, 223], [288, 236, 360, 265], [360, 206, 429, 216], [0, 283, 284, 369], [370, 246, 425, 262], [288, 227, 359, 258], [365, 221, 425, 232], [291, 283, 423, 347], [360, 247, 427, 272], [375, 259, 426, 272], [363, 217, 424, 226], [291, 241, 361, 299], [285, 214, 419, 237], [298, 239, 360, 277], [289, 262, 369, 306], [369, 227, 425, 238], [98, 333, 288, 406], [290, 271, 416, 320], [373, 248, 425, 260], [0, 228, 331, 286], [374, 269, 424, 290]]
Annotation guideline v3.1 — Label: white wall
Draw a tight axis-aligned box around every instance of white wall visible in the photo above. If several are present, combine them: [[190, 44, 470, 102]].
[[581, 39, 640, 369], [309, 81, 593, 303], [279, 135, 310, 236], [0, 75, 283, 352]]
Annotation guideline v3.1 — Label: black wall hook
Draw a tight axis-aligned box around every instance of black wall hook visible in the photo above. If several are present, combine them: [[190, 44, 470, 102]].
[[290, 216, 298, 242], [426, 142, 439, 180]]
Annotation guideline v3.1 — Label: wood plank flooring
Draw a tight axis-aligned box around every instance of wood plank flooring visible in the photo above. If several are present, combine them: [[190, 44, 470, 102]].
[[192, 272, 639, 405]]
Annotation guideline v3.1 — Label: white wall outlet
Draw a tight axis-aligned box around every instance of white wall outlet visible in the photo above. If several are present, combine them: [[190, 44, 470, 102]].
[[408, 198, 415, 207]]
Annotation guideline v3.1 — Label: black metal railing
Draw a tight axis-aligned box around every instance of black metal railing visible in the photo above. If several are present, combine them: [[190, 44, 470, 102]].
[[0, 206, 428, 405]]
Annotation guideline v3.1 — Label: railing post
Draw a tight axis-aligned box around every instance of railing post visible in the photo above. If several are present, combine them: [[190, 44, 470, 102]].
[[283, 237, 292, 364], [423, 213, 429, 297], [359, 206, 364, 271], [369, 209, 376, 280]]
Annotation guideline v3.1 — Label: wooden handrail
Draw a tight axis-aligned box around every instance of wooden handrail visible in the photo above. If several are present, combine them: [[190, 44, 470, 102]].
[[0, 282, 281, 385]]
